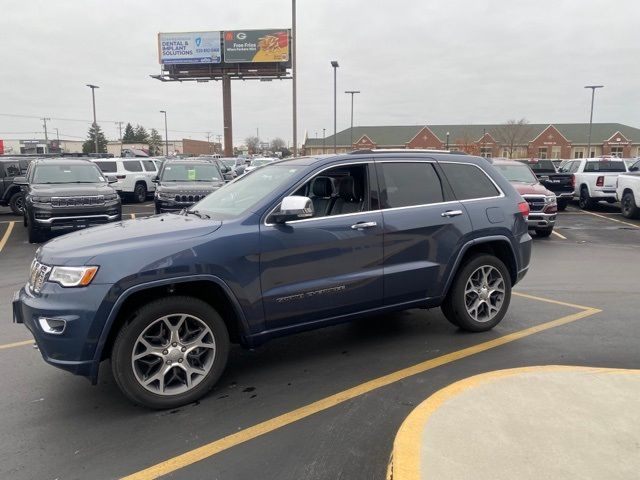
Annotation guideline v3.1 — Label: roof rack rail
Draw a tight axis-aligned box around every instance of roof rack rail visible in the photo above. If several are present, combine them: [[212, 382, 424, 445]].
[[348, 148, 468, 155]]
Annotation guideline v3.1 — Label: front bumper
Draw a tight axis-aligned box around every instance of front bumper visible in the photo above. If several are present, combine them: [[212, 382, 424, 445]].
[[12, 282, 114, 378], [527, 212, 556, 229]]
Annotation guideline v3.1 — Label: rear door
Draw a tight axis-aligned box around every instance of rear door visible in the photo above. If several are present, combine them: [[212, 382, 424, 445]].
[[141, 160, 158, 191], [375, 159, 473, 305]]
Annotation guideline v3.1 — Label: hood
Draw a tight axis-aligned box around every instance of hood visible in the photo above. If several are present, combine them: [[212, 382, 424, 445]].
[[158, 181, 223, 193], [39, 214, 222, 266], [31, 183, 116, 196], [510, 182, 553, 196]]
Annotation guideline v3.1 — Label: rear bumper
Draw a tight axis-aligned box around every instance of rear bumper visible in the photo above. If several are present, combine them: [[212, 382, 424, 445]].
[[590, 189, 617, 199]]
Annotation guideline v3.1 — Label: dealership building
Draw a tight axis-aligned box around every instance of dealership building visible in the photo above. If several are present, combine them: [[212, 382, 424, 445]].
[[302, 123, 640, 159]]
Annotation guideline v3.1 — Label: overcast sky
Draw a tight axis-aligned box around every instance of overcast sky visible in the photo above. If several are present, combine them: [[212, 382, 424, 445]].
[[1, 0, 639, 147]]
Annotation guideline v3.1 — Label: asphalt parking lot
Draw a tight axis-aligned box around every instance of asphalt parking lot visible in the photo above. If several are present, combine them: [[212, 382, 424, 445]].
[[1, 201, 639, 480]]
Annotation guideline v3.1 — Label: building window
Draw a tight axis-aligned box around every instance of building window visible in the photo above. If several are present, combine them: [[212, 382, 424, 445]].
[[537, 147, 548, 159], [611, 146, 623, 158], [480, 147, 492, 158], [502, 149, 509, 158], [574, 150, 584, 158], [551, 146, 562, 159]]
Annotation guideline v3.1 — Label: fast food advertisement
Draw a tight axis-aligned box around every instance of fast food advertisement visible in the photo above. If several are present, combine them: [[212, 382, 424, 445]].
[[223, 29, 289, 63]]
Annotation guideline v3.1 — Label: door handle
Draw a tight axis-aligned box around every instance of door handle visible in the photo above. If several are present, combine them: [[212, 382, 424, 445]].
[[441, 210, 463, 218], [351, 221, 377, 230]]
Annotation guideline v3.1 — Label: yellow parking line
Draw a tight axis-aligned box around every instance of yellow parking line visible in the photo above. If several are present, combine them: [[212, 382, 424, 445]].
[[0, 339, 34, 350], [130, 213, 136, 219], [551, 230, 567, 240], [121, 296, 601, 480], [0, 221, 15, 253], [581, 210, 640, 229]]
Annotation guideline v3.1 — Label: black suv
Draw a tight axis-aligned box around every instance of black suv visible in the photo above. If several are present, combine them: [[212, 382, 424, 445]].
[[154, 158, 225, 214], [0, 156, 31, 214], [15, 158, 122, 243]]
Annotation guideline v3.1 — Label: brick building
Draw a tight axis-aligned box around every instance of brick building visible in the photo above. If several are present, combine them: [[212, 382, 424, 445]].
[[302, 123, 640, 159]]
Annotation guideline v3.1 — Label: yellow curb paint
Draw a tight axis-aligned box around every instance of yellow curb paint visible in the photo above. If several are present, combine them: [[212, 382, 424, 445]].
[[390, 365, 639, 480], [120, 296, 600, 480], [0, 221, 15, 253], [551, 230, 567, 240], [0, 339, 34, 350], [581, 210, 640, 229]]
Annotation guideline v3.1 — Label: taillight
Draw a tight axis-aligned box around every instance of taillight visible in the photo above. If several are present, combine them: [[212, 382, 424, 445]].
[[570, 174, 575, 188], [116, 175, 126, 180], [596, 176, 604, 187], [518, 201, 530, 219]]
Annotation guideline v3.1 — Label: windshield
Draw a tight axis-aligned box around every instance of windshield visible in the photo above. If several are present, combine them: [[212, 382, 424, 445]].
[[191, 164, 301, 219], [250, 159, 273, 167], [584, 160, 626, 173], [160, 163, 221, 182], [33, 164, 105, 184], [221, 159, 236, 167], [494, 164, 538, 183]]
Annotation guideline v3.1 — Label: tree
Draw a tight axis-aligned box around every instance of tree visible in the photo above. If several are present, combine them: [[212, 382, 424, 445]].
[[82, 124, 108, 154], [453, 130, 480, 155], [148, 128, 163, 156], [270, 137, 286, 153], [122, 123, 136, 143], [495, 118, 531, 158], [245, 136, 261, 155], [133, 125, 149, 143]]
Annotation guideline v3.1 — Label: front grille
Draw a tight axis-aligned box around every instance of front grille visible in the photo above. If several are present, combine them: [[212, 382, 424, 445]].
[[174, 194, 206, 203], [523, 195, 546, 212], [29, 260, 52, 294], [51, 196, 105, 207]]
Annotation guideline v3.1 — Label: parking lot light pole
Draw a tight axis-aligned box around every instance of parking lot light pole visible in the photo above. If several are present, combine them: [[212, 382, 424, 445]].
[[322, 128, 326, 154], [446, 131, 450, 150], [86, 84, 99, 153], [331, 61, 339, 153], [345, 90, 360, 150], [160, 110, 169, 156], [584, 85, 604, 158]]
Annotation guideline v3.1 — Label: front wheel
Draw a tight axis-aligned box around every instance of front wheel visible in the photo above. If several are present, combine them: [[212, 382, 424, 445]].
[[535, 227, 553, 238], [557, 198, 569, 211], [441, 254, 511, 332], [111, 296, 230, 409], [621, 192, 640, 219], [27, 220, 47, 243]]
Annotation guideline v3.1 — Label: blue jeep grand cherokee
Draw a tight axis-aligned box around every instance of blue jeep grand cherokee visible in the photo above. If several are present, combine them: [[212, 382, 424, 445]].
[[13, 151, 531, 408]]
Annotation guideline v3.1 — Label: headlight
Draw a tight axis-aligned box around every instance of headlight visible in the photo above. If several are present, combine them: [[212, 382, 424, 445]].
[[49, 266, 99, 287], [156, 191, 174, 200], [104, 193, 119, 201], [30, 196, 51, 204], [544, 195, 557, 204]]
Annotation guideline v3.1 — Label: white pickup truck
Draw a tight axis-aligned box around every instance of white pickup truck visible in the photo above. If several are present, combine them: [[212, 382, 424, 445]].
[[616, 159, 640, 218], [558, 157, 628, 210]]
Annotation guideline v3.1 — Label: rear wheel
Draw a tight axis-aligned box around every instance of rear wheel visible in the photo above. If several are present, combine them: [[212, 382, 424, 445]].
[[557, 198, 569, 211], [578, 187, 595, 210], [535, 227, 553, 238], [621, 191, 640, 219], [441, 254, 511, 332], [133, 183, 147, 203], [111, 296, 230, 409], [9, 192, 25, 215]]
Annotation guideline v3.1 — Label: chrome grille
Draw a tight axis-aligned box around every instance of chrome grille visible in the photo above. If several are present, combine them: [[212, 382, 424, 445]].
[[51, 196, 105, 207], [174, 194, 204, 203], [29, 260, 52, 294], [523, 195, 546, 212]]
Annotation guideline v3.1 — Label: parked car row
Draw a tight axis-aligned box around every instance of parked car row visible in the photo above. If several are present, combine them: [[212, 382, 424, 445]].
[[616, 159, 640, 219]]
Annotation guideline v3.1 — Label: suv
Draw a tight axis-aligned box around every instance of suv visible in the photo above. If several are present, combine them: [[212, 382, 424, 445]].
[[13, 151, 531, 408], [154, 158, 225, 214], [0, 156, 31, 214], [493, 159, 558, 237], [14, 159, 121, 243], [91, 158, 158, 203]]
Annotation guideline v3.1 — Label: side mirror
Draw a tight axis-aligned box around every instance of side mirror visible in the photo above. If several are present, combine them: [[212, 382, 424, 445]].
[[223, 173, 234, 181], [271, 196, 314, 224], [106, 175, 118, 184], [13, 176, 28, 186]]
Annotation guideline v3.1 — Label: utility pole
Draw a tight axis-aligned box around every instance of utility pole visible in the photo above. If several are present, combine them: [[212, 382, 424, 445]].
[[292, 0, 297, 157], [585, 85, 604, 158], [41, 117, 50, 153], [322, 128, 326, 154], [160, 110, 169, 156], [345, 90, 360, 150], [206, 132, 212, 153], [331, 61, 339, 153], [86, 84, 99, 153], [216, 134, 222, 154], [116, 121, 124, 141]]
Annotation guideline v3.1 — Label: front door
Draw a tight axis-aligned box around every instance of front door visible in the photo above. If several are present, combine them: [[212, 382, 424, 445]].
[[259, 162, 384, 330]]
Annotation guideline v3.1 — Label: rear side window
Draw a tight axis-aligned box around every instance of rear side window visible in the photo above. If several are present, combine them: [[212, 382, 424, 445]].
[[95, 161, 117, 173], [584, 160, 626, 173], [440, 163, 500, 200], [142, 160, 156, 172], [378, 162, 444, 208], [4, 162, 20, 177], [123, 160, 143, 172]]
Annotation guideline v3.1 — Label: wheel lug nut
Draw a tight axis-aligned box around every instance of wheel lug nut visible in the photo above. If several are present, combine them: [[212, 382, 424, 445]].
[[166, 360, 172, 365], [172, 342, 178, 347], [163, 350, 168, 355], [181, 347, 186, 352], [178, 358, 183, 363]]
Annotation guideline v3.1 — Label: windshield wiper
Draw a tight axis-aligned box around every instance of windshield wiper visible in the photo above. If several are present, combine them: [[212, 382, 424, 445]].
[[185, 210, 211, 219]]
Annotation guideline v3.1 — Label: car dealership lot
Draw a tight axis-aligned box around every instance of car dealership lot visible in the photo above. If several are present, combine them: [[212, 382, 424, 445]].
[[1, 202, 639, 480]]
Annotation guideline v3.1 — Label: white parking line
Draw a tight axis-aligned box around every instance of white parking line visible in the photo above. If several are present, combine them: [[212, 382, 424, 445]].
[[551, 230, 567, 240], [581, 210, 640, 229]]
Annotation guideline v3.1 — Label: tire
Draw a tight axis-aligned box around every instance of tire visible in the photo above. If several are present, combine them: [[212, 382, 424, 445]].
[[9, 191, 25, 215], [27, 221, 47, 243], [441, 254, 511, 332], [621, 191, 640, 219], [111, 296, 230, 409], [535, 227, 553, 238], [133, 183, 147, 203], [578, 186, 595, 210], [557, 198, 568, 211]]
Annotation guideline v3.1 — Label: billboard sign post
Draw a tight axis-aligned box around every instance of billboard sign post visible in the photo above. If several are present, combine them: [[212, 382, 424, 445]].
[[158, 32, 222, 64], [223, 29, 289, 63]]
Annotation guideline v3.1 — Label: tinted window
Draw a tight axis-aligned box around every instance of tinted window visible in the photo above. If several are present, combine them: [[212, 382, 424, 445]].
[[160, 163, 221, 182], [33, 164, 105, 184], [521, 159, 556, 173], [5, 162, 20, 177], [379, 162, 443, 208], [440, 163, 500, 200], [95, 161, 117, 172], [142, 160, 156, 172], [123, 160, 143, 172], [584, 160, 626, 173]]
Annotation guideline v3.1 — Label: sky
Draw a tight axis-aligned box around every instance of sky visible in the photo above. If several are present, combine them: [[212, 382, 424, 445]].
[[1, 0, 639, 147]]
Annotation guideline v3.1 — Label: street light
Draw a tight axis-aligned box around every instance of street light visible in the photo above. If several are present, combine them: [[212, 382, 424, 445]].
[[331, 60, 339, 153], [446, 131, 450, 150], [345, 90, 360, 150], [160, 110, 169, 156], [322, 128, 326, 154], [86, 84, 99, 153], [584, 85, 604, 158]]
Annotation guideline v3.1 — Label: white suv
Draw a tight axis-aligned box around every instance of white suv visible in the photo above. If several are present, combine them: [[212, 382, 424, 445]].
[[92, 158, 158, 203]]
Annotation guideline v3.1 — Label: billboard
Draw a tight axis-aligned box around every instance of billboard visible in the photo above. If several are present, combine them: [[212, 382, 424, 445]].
[[158, 32, 221, 64], [223, 29, 289, 63]]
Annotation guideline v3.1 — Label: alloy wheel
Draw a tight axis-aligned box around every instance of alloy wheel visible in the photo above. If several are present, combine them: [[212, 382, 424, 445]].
[[464, 265, 505, 323]]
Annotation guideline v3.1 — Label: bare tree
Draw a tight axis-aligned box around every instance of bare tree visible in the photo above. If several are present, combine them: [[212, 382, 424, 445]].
[[495, 118, 531, 158], [270, 137, 286, 153], [453, 129, 479, 155], [245, 136, 260, 155]]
